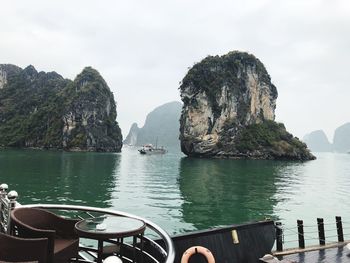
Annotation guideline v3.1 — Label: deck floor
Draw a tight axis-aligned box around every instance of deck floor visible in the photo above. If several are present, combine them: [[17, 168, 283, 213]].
[[278, 246, 350, 263]]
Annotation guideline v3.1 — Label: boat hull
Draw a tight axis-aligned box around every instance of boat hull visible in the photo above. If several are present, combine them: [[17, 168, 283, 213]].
[[139, 149, 167, 155], [153, 220, 275, 263]]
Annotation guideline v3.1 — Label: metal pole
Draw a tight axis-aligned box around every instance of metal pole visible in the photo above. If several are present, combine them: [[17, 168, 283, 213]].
[[297, 220, 305, 249], [0, 183, 8, 198], [317, 218, 325, 246], [336, 216, 344, 242], [7, 190, 18, 234], [0, 184, 9, 233], [276, 222, 283, 251]]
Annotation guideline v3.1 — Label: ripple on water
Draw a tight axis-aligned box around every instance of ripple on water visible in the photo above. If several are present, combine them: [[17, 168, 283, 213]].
[[1, 149, 350, 237]]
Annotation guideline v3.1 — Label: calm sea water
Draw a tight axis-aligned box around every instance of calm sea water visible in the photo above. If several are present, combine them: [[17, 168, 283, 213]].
[[0, 147, 349, 243]]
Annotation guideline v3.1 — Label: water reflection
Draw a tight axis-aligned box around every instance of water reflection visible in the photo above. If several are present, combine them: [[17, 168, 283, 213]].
[[111, 148, 193, 234], [273, 153, 350, 228], [0, 149, 120, 208], [2, 148, 349, 237], [178, 157, 292, 229]]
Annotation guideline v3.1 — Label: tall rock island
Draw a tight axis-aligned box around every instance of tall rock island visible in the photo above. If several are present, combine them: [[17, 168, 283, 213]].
[[179, 51, 315, 160], [0, 64, 122, 152], [333, 122, 350, 153], [303, 130, 332, 152]]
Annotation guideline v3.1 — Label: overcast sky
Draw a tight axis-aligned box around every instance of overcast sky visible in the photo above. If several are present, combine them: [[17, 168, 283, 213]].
[[1, 0, 349, 141]]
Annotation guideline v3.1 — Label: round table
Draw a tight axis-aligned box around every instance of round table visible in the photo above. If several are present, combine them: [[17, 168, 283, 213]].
[[75, 215, 146, 263]]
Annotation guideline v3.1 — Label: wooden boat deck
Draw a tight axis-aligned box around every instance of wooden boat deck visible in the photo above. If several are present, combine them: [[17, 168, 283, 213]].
[[278, 246, 350, 263]]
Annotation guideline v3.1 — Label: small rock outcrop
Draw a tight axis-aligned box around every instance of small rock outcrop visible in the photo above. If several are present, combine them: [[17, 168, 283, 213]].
[[179, 51, 315, 160], [124, 101, 182, 149], [124, 123, 139, 146], [0, 64, 21, 90], [303, 130, 332, 152], [333, 122, 350, 153], [0, 64, 122, 152]]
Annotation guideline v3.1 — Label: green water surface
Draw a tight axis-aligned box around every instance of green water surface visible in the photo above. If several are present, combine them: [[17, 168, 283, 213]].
[[0, 147, 349, 242]]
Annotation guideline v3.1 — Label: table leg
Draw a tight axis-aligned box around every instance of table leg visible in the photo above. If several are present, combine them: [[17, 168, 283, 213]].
[[140, 233, 144, 263], [120, 237, 123, 258], [97, 239, 103, 263], [132, 235, 136, 263]]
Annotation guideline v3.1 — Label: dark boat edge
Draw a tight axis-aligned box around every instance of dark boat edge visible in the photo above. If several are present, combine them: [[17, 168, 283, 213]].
[[155, 220, 276, 263]]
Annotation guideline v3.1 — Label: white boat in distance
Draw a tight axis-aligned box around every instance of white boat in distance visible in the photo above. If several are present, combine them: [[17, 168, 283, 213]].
[[138, 144, 167, 154]]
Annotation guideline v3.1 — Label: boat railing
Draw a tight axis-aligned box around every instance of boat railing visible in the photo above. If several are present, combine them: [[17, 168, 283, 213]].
[[274, 217, 350, 256], [0, 183, 18, 233], [0, 183, 175, 263]]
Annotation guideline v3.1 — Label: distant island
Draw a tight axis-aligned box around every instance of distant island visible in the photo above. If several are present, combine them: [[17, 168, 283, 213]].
[[303, 122, 350, 153], [303, 130, 332, 152], [179, 51, 315, 160], [333, 123, 350, 153], [124, 101, 182, 150], [0, 64, 123, 152]]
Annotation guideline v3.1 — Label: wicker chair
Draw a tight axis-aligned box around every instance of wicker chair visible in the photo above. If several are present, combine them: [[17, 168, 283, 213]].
[[10, 207, 79, 263], [0, 232, 48, 263]]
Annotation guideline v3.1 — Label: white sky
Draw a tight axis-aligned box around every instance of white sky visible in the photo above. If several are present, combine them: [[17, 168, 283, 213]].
[[1, 0, 349, 142]]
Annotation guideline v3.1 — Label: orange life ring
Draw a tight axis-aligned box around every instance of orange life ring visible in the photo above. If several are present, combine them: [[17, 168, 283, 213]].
[[180, 246, 215, 263]]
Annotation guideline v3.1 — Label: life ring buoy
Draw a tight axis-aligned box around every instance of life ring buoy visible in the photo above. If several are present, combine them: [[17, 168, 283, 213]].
[[180, 246, 215, 263]]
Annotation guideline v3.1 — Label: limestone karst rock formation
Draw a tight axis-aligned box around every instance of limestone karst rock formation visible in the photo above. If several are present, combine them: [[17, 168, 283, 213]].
[[0, 64, 122, 152], [179, 51, 315, 160]]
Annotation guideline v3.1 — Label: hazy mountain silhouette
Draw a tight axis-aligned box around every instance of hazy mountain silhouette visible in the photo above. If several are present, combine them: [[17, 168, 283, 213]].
[[124, 101, 182, 150], [333, 122, 350, 153], [303, 122, 350, 153], [303, 130, 332, 152]]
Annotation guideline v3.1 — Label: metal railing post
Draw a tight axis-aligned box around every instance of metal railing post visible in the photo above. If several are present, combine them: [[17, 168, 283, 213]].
[[0, 183, 8, 198], [7, 191, 18, 234], [276, 222, 283, 251], [0, 183, 9, 233], [336, 216, 344, 242], [297, 220, 305, 249], [317, 218, 325, 246]]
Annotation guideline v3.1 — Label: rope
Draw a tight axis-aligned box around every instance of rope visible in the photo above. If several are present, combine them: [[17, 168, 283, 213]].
[[282, 232, 298, 237], [280, 226, 297, 231], [276, 218, 350, 248], [303, 230, 319, 234], [325, 234, 340, 239], [302, 225, 318, 228], [283, 239, 299, 243], [318, 222, 338, 226], [279, 227, 345, 244]]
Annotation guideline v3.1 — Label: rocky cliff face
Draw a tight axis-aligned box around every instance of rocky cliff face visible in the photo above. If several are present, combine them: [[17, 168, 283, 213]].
[[179, 51, 315, 160], [0, 64, 21, 89], [0, 64, 122, 152], [124, 101, 182, 149]]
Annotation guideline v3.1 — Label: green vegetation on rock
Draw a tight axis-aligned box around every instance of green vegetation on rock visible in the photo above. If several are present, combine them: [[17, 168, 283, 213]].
[[0, 64, 122, 152], [180, 52, 277, 120], [179, 50, 315, 160], [233, 120, 314, 160]]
